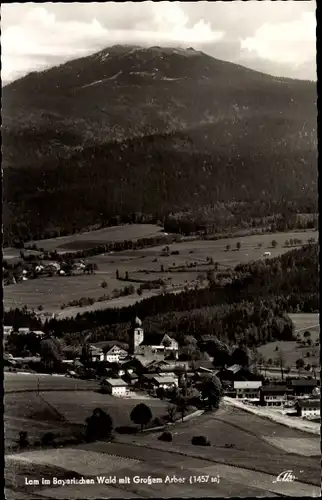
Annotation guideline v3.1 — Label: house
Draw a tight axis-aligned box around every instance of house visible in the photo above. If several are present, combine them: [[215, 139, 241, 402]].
[[217, 365, 257, 384], [90, 345, 104, 362], [4, 326, 13, 337], [103, 345, 128, 363], [101, 378, 130, 397], [259, 385, 293, 406], [122, 371, 139, 386], [145, 360, 172, 373], [288, 379, 318, 397], [18, 328, 31, 335], [139, 333, 179, 356], [30, 330, 46, 338], [152, 375, 178, 389], [294, 399, 320, 419], [234, 381, 262, 400], [130, 317, 179, 357]]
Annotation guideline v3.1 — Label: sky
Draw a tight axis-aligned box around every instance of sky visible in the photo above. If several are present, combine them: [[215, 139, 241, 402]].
[[1, 1, 316, 85]]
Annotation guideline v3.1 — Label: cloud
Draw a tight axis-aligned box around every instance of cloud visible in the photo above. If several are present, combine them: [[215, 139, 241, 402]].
[[1, 3, 224, 83], [1, 1, 317, 84], [240, 12, 316, 66]]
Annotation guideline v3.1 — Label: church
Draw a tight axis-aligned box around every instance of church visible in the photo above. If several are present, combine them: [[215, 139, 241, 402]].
[[130, 317, 179, 359]]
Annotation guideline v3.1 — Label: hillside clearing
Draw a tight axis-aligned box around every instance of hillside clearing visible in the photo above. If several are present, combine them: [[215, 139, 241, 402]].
[[4, 230, 318, 317]]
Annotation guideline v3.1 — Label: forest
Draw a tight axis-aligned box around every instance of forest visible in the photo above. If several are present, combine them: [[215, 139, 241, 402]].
[[4, 243, 318, 350]]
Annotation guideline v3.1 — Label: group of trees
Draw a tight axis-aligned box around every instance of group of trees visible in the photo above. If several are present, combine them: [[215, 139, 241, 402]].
[[6, 244, 317, 349]]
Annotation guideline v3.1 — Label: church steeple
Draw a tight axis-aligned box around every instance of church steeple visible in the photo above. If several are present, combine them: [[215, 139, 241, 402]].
[[130, 316, 144, 353]]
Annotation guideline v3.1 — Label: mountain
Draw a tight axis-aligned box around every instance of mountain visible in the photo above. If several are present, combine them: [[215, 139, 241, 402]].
[[2, 45, 318, 244]]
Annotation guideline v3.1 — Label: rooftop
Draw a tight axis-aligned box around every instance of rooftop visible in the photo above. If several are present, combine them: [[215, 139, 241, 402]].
[[234, 381, 262, 389], [296, 399, 321, 409], [291, 379, 317, 387], [102, 378, 128, 387], [227, 364, 244, 373], [153, 376, 177, 384], [261, 385, 293, 394], [141, 333, 166, 346]]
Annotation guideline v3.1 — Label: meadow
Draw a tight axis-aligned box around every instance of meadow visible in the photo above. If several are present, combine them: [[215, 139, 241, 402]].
[[121, 404, 321, 484], [29, 224, 163, 253], [257, 313, 320, 370], [4, 373, 168, 451], [4, 230, 318, 318]]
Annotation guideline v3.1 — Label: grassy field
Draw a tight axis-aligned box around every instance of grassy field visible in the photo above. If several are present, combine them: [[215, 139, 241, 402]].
[[3, 224, 165, 259], [4, 230, 318, 317], [257, 313, 320, 371], [4, 373, 99, 393], [4, 373, 168, 451], [5, 374, 320, 498], [121, 404, 321, 484]]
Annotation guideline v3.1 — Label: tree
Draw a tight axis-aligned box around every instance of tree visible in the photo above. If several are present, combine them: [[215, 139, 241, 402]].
[[231, 346, 249, 367], [303, 331, 311, 339], [275, 350, 286, 381], [18, 431, 29, 448], [226, 244, 231, 252], [86, 408, 113, 441], [176, 396, 189, 422], [125, 271, 129, 280], [284, 240, 289, 247], [137, 288, 143, 296], [130, 403, 152, 431], [40, 337, 63, 371], [160, 264, 164, 272], [271, 240, 277, 248], [116, 269, 119, 279], [80, 344, 92, 368], [296, 358, 305, 375], [162, 336, 172, 357], [255, 351, 265, 374], [236, 242, 241, 251], [200, 376, 223, 410], [167, 404, 177, 423]]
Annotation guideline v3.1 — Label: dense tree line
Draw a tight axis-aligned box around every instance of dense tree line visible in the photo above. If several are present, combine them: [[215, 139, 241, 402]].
[[4, 244, 318, 351]]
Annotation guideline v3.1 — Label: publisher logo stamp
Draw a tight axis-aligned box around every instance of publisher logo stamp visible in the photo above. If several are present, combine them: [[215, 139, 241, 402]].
[[273, 470, 298, 483]]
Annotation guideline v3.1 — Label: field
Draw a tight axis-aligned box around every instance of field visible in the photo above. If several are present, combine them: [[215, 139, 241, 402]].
[[257, 313, 320, 371], [4, 229, 318, 318], [4, 373, 168, 451], [4, 373, 99, 393], [3, 224, 165, 259], [5, 373, 321, 498]]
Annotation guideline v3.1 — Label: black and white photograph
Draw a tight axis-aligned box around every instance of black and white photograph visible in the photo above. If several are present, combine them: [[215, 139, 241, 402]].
[[2, 1, 320, 498]]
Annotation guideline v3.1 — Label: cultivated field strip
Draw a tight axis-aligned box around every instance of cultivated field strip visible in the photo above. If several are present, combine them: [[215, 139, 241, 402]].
[[6, 448, 141, 477]]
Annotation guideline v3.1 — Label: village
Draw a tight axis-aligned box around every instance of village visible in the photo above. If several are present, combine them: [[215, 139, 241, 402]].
[[4, 316, 321, 425]]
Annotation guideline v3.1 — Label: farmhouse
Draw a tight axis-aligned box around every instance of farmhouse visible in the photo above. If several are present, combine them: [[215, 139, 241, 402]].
[[17, 328, 31, 335], [288, 379, 318, 397], [259, 385, 293, 406], [294, 399, 321, 419], [234, 381, 262, 400], [152, 375, 178, 389], [90, 345, 104, 362], [101, 378, 130, 397], [217, 365, 256, 384], [30, 330, 46, 338], [4, 326, 13, 336], [104, 345, 128, 363]]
